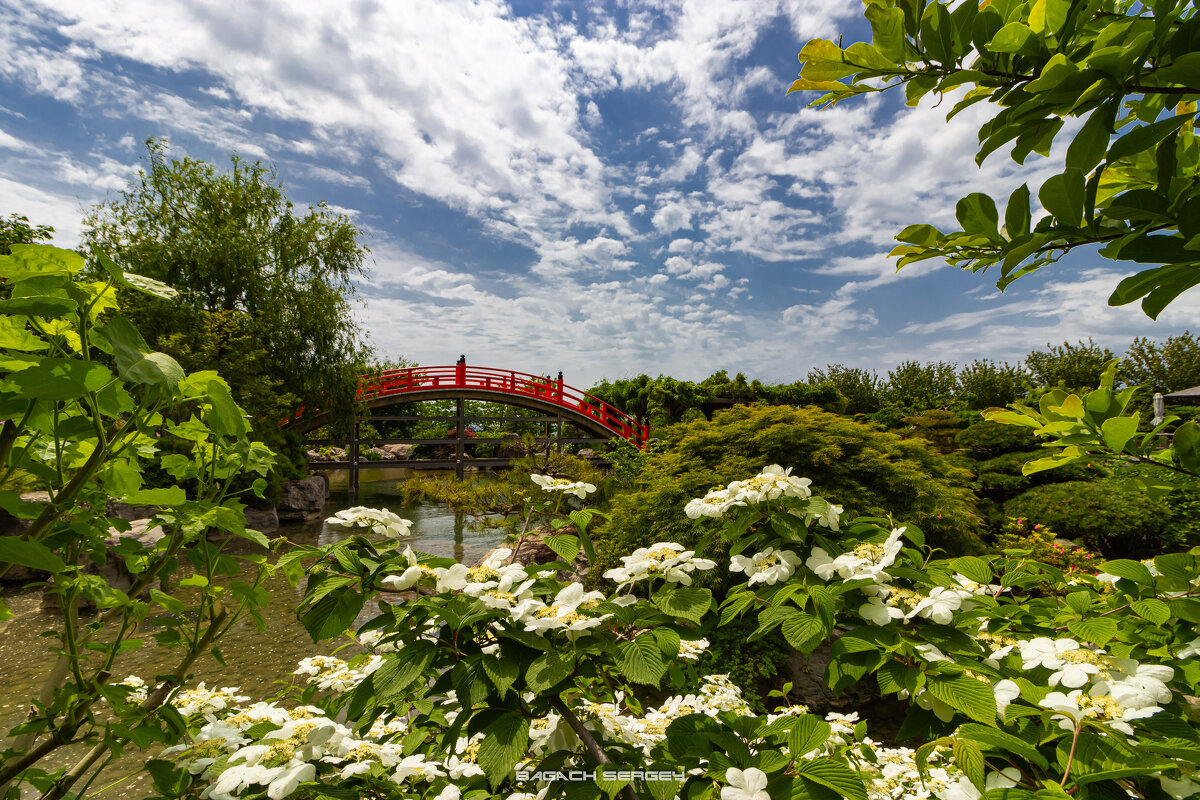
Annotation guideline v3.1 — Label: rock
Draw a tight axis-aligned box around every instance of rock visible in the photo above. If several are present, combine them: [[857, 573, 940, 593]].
[[244, 506, 279, 532], [307, 449, 329, 462], [363, 446, 392, 460], [475, 523, 588, 583], [382, 443, 413, 460], [784, 633, 889, 722], [577, 448, 595, 458], [326, 447, 347, 460], [106, 500, 161, 521], [277, 476, 330, 521]]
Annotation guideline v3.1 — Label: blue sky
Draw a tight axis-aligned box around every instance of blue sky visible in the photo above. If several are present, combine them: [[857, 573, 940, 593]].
[[3, 0, 1197, 388]]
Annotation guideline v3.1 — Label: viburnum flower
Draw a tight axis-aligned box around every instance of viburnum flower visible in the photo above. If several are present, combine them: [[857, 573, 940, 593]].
[[722, 767, 770, 800], [684, 486, 741, 519], [325, 506, 414, 538], [530, 474, 596, 498], [729, 465, 813, 504], [511, 583, 610, 637], [859, 596, 905, 626], [994, 679, 1020, 719], [807, 527, 905, 584], [379, 546, 429, 591], [1093, 660, 1174, 709], [906, 586, 974, 625], [603, 542, 716, 586], [730, 547, 802, 586]]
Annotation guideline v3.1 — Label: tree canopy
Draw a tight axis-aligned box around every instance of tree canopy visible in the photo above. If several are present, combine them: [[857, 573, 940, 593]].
[[791, 0, 1200, 317], [83, 139, 371, 452]]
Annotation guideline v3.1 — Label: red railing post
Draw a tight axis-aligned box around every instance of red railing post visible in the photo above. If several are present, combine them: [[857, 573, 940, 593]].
[[456, 356, 466, 386], [556, 371, 564, 403]]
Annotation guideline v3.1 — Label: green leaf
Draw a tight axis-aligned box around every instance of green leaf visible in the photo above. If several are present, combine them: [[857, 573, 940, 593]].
[[956, 193, 1000, 239], [0, 536, 67, 572], [526, 651, 575, 694], [1100, 415, 1140, 453], [950, 556, 992, 584], [204, 379, 249, 438], [615, 634, 668, 685], [97, 315, 185, 389], [1039, 169, 1085, 226], [1108, 114, 1191, 161], [926, 674, 996, 724], [953, 739, 985, 789], [91, 248, 179, 300], [797, 758, 868, 800], [955, 722, 1049, 769], [373, 641, 437, 702], [6, 358, 112, 402], [299, 587, 365, 642], [1175, 420, 1200, 474], [1098, 559, 1156, 585], [477, 712, 529, 788], [1131, 598, 1171, 626], [544, 534, 580, 562], [781, 612, 825, 654], [483, 655, 519, 698], [787, 715, 832, 757], [1005, 184, 1031, 238], [1066, 102, 1114, 174], [652, 586, 712, 624], [1067, 617, 1119, 646], [987, 21, 1033, 53]]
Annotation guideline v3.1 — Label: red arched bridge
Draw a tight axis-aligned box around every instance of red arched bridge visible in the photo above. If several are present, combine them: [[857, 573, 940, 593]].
[[288, 363, 648, 486]]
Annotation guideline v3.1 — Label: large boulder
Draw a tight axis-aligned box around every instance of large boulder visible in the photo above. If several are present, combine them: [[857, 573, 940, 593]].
[[244, 506, 279, 532], [106, 499, 161, 521], [475, 523, 588, 583], [362, 447, 391, 460], [277, 475, 330, 521], [382, 443, 413, 460]]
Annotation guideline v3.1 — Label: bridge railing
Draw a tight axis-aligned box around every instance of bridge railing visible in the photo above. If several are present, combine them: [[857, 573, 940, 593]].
[[359, 365, 648, 444]]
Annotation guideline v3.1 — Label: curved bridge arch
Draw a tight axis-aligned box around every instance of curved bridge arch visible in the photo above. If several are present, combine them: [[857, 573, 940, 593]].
[[286, 364, 648, 444]]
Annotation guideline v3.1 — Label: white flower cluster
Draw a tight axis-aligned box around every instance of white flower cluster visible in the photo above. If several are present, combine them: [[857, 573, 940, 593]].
[[325, 506, 413, 538], [293, 655, 384, 693], [807, 527, 905, 585], [1007, 638, 1174, 735], [170, 682, 251, 718], [510, 582, 621, 639], [581, 675, 752, 755], [730, 547, 802, 586], [677, 637, 710, 661], [602, 542, 716, 586], [684, 465, 813, 518], [114, 675, 148, 705], [530, 474, 596, 498]]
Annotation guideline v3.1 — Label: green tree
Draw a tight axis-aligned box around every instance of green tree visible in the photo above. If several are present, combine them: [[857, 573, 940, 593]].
[[806, 364, 882, 414], [1025, 338, 1115, 389], [882, 360, 958, 410], [1123, 330, 1200, 392], [791, 0, 1200, 317], [82, 139, 370, 462], [957, 358, 1028, 409], [0, 213, 54, 255]]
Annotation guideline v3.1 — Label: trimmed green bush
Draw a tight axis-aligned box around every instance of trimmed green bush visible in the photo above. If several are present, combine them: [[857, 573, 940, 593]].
[[954, 420, 1036, 455], [1003, 479, 1171, 558], [590, 404, 985, 590]]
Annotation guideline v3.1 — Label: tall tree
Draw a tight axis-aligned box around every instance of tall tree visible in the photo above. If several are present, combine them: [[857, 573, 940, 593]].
[[83, 139, 370, 456], [0, 213, 53, 255], [1025, 339, 1115, 389], [1123, 330, 1200, 392], [791, 0, 1200, 317]]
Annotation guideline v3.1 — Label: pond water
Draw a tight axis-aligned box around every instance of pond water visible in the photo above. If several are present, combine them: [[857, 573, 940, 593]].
[[0, 472, 505, 797]]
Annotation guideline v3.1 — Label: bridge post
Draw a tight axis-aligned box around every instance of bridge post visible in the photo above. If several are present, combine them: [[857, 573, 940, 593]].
[[349, 409, 360, 499], [455, 396, 465, 480], [556, 415, 564, 453]]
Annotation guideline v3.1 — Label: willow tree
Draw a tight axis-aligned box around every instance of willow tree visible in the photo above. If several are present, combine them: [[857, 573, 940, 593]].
[[791, 0, 1200, 317], [83, 140, 370, 465]]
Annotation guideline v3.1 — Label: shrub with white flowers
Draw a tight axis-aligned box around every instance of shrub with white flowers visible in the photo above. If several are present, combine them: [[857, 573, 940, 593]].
[[140, 463, 1200, 800]]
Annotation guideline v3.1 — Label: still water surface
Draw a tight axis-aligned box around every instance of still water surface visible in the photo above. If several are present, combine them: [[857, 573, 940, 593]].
[[0, 472, 504, 796]]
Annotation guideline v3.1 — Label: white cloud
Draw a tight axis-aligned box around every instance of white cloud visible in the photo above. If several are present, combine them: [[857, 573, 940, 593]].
[[651, 198, 693, 233]]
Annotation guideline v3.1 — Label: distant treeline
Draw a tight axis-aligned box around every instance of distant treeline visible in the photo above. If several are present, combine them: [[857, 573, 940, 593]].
[[589, 332, 1200, 430]]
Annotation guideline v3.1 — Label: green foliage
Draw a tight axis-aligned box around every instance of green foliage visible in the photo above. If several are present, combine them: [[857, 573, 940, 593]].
[[1123, 330, 1200, 393], [692, 616, 788, 713], [806, 364, 881, 414], [1004, 480, 1171, 558], [1025, 339, 1116, 390], [900, 408, 965, 453], [0, 244, 274, 796], [993, 517, 1102, 572], [81, 138, 370, 462], [956, 358, 1028, 409], [590, 404, 985, 590], [793, 0, 1200, 317], [882, 360, 958, 410], [0, 213, 54, 256], [954, 419, 1037, 455]]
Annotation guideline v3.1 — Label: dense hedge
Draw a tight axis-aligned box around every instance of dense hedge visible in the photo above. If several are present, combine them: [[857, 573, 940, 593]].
[[589, 404, 985, 591], [1003, 479, 1173, 558]]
